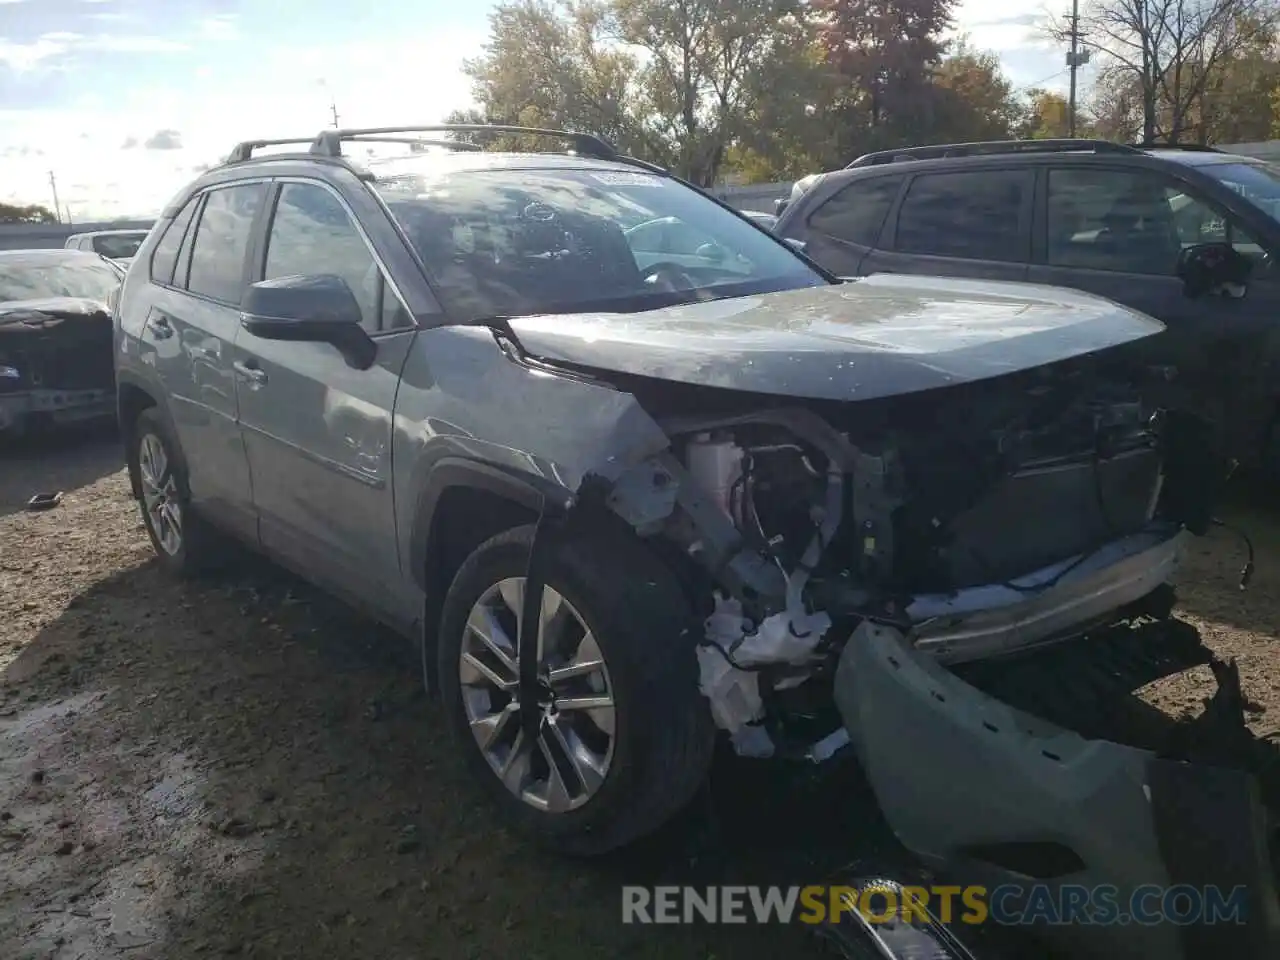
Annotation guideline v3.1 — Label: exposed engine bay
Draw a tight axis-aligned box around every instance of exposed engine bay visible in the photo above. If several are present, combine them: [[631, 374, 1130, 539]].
[[0, 299, 115, 435], [591, 352, 1209, 755]]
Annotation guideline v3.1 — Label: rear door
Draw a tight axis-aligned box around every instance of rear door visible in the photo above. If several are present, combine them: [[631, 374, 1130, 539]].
[[234, 178, 418, 626], [864, 167, 1033, 282], [783, 173, 904, 277], [1027, 163, 1280, 456], [140, 182, 265, 541]]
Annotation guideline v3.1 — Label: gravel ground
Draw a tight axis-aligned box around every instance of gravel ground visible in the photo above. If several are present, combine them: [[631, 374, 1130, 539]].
[[2, 427, 1278, 960]]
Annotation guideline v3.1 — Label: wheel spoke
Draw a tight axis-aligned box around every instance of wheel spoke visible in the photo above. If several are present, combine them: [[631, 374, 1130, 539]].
[[499, 730, 532, 793], [466, 605, 517, 674], [471, 702, 517, 751], [460, 651, 516, 691], [554, 694, 613, 712], [536, 729, 577, 813], [547, 658, 605, 685]]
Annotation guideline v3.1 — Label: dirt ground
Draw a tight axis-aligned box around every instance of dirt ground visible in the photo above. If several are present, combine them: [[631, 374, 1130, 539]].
[[2, 427, 1278, 960]]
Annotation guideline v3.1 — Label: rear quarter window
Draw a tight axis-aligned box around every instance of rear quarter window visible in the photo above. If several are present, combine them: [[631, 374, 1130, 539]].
[[807, 175, 903, 248], [149, 199, 199, 285]]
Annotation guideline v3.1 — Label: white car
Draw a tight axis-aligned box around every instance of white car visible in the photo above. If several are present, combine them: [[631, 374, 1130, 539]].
[[64, 228, 151, 266]]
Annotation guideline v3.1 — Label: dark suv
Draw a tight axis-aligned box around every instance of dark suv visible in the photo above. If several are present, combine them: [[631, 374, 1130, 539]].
[[774, 138, 1280, 475]]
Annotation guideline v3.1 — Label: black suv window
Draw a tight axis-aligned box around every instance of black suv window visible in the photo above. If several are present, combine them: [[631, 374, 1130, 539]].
[[150, 199, 199, 286], [1048, 167, 1268, 276], [187, 183, 264, 303], [808, 175, 902, 247], [895, 170, 1028, 262]]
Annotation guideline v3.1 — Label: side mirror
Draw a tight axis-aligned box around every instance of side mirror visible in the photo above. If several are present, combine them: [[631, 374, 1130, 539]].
[[241, 274, 376, 370], [1175, 242, 1252, 300], [695, 241, 726, 263], [784, 237, 807, 254]]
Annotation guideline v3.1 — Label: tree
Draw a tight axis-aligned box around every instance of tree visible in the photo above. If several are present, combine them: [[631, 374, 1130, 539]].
[[1057, 0, 1280, 143], [929, 40, 1024, 142], [0, 202, 58, 224], [814, 0, 957, 155], [460, 0, 811, 185], [1018, 88, 1084, 138]]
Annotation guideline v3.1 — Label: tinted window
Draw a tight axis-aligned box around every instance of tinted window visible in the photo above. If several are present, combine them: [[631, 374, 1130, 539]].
[[264, 183, 384, 330], [1044, 168, 1268, 276], [895, 170, 1027, 261], [150, 200, 198, 285], [187, 184, 264, 303], [92, 233, 146, 259], [808, 175, 902, 247], [371, 163, 823, 322]]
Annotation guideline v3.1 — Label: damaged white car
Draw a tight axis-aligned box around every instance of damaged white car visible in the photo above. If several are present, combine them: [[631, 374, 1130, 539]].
[[114, 125, 1279, 960]]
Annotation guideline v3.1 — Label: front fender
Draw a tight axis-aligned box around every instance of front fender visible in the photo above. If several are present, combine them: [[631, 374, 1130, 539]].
[[406, 455, 573, 592]]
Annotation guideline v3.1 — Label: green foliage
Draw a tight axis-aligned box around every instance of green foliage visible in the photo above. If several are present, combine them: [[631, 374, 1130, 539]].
[[0, 202, 58, 224]]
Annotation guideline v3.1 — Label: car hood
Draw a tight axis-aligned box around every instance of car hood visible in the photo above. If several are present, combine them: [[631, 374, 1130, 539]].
[[505, 274, 1166, 402], [0, 297, 110, 331]]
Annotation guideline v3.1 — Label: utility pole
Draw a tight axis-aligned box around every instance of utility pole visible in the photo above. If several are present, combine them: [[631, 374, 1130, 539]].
[[1065, 0, 1091, 137], [330, 99, 340, 129], [47, 170, 63, 224]]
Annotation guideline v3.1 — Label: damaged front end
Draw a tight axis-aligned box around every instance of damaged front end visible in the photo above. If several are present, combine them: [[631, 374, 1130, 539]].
[[0, 298, 116, 436], [552, 345, 1276, 956]]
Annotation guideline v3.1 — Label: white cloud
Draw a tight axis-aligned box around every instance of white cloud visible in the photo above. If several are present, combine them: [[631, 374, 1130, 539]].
[[0, 28, 484, 220]]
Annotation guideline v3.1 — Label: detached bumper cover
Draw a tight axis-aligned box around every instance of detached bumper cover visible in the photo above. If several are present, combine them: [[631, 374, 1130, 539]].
[[833, 621, 1280, 959], [906, 525, 1185, 663]]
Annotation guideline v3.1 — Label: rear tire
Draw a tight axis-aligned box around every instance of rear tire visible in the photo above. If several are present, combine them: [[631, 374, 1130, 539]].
[[437, 523, 716, 857], [127, 408, 229, 577]]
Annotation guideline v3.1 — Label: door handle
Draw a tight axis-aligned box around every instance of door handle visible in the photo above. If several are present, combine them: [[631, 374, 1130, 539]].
[[232, 360, 268, 385], [149, 315, 174, 340]]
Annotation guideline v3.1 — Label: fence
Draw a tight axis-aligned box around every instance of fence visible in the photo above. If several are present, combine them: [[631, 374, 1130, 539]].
[[0, 219, 155, 252]]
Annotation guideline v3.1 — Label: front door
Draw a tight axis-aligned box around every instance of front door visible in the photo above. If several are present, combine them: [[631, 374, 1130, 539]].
[[862, 167, 1034, 283], [233, 179, 418, 626], [142, 183, 266, 541], [1028, 165, 1280, 461]]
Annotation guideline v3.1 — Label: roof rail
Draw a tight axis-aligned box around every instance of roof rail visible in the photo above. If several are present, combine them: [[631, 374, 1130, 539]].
[[226, 137, 323, 164], [846, 138, 1139, 168], [310, 124, 618, 160], [1134, 142, 1224, 153]]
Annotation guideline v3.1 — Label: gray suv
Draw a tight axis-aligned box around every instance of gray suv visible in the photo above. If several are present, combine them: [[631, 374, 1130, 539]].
[[113, 125, 1277, 958], [774, 138, 1280, 476]]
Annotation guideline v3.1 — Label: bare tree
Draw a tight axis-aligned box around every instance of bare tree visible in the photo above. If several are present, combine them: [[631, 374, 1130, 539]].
[[1051, 0, 1280, 143]]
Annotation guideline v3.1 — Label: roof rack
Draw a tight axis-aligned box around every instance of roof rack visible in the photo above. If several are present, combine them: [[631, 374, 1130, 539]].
[[1133, 142, 1224, 153], [226, 137, 329, 164], [846, 138, 1139, 167], [310, 124, 619, 161]]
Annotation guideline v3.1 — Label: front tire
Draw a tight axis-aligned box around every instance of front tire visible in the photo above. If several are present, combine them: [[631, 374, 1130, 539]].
[[127, 408, 227, 576], [437, 523, 715, 857]]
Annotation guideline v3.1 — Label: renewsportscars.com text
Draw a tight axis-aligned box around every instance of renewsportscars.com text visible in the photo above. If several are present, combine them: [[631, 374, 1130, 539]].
[[621, 884, 1249, 927]]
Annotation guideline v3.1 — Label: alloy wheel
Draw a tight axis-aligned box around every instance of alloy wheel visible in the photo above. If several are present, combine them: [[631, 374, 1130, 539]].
[[138, 432, 183, 556], [458, 578, 615, 813]]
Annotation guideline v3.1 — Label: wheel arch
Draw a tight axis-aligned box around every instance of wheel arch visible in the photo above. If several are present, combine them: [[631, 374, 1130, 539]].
[[410, 457, 573, 692], [116, 372, 179, 499]]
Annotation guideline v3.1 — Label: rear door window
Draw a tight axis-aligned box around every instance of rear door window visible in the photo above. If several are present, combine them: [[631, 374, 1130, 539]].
[[894, 170, 1030, 262], [150, 201, 199, 285], [186, 183, 265, 304], [807, 175, 903, 248]]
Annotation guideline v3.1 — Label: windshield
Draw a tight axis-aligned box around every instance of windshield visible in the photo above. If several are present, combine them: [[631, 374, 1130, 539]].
[[92, 233, 146, 260], [1200, 161, 1280, 223], [0, 257, 122, 304], [371, 165, 824, 320]]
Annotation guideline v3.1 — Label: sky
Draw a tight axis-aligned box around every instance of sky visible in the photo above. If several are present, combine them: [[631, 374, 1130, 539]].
[[0, 0, 1075, 221]]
